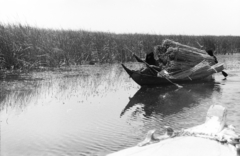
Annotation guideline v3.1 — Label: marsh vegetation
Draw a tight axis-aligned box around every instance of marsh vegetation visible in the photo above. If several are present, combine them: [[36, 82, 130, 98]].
[[1, 23, 240, 73]]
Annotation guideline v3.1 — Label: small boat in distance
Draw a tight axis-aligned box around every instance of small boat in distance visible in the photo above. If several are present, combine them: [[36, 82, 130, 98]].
[[107, 105, 240, 156]]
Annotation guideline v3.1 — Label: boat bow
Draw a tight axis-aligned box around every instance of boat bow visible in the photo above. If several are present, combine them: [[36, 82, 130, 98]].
[[107, 105, 239, 156]]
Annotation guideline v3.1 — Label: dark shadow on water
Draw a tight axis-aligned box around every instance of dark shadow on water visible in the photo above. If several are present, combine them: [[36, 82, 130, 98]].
[[121, 82, 221, 118]]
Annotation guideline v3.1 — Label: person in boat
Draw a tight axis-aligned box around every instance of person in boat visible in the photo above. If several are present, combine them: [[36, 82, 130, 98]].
[[196, 41, 228, 78], [139, 51, 161, 75], [141, 45, 169, 75], [154, 45, 179, 74], [206, 49, 218, 63], [145, 51, 159, 66], [153, 45, 169, 66], [206, 49, 228, 78]]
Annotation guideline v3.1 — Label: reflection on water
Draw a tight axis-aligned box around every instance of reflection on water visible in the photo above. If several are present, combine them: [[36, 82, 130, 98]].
[[121, 83, 220, 118], [119, 82, 225, 138], [1, 56, 240, 156]]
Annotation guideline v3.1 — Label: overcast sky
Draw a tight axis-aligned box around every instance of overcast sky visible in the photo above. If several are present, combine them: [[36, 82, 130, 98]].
[[0, 0, 240, 35]]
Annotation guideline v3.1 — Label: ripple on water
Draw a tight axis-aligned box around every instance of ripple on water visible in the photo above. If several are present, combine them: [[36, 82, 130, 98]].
[[1, 58, 240, 156]]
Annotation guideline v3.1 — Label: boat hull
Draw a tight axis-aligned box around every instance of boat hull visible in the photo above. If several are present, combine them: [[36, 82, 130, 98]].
[[122, 64, 214, 86], [107, 136, 236, 156], [107, 105, 238, 156]]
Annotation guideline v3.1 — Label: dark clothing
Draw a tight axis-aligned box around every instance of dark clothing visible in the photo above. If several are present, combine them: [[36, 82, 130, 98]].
[[206, 49, 218, 63], [145, 52, 168, 66], [206, 49, 214, 56], [206, 49, 227, 77], [145, 52, 158, 66], [213, 56, 218, 63], [141, 52, 164, 76]]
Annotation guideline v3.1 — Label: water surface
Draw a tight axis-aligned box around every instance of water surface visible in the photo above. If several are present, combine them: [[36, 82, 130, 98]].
[[1, 55, 240, 156]]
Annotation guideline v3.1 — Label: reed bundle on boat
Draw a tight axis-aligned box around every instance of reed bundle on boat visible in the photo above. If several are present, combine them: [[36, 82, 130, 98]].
[[162, 43, 215, 73], [162, 39, 207, 54], [190, 63, 224, 79], [138, 39, 223, 80], [169, 60, 210, 79], [169, 61, 224, 80], [167, 61, 197, 71], [166, 47, 215, 64]]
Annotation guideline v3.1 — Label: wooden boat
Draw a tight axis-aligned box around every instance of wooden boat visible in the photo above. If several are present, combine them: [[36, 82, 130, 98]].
[[107, 105, 240, 156], [122, 64, 223, 87], [123, 39, 227, 87]]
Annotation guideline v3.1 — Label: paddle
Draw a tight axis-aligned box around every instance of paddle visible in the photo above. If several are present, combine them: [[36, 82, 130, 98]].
[[125, 47, 183, 88], [131, 52, 161, 74], [132, 54, 158, 75], [222, 71, 228, 78]]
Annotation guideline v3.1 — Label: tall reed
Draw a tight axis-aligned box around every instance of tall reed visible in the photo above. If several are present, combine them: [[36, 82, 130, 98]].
[[0, 23, 240, 70]]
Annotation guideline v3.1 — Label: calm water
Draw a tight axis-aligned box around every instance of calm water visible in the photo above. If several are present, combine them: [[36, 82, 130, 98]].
[[1, 55, 240, 156]]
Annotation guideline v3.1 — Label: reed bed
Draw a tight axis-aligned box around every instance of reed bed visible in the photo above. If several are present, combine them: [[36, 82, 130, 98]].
[[0, 23, 240, 72]]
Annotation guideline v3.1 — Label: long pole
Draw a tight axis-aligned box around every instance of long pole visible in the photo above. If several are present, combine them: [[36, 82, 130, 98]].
[[125, 47, 183, 89]]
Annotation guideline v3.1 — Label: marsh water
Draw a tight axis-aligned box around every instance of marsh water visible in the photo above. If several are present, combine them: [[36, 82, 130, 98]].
[[1, 55, 240, 156]]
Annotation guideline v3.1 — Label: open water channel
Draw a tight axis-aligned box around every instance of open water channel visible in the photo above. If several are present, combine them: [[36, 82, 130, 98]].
[[1, 54, 240, 156]]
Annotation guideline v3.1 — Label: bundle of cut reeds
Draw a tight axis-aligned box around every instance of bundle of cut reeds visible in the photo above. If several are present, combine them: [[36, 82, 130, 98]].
[[190, 63, 224, 79], [158, 39, 221, 79], [169, 60, 224, 80], [163, 46, 215, 73], [167, 60, 197, 72], [166, 47, 215, 64], [169, 60, 211, 79], [162, 39, 207, 54]]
